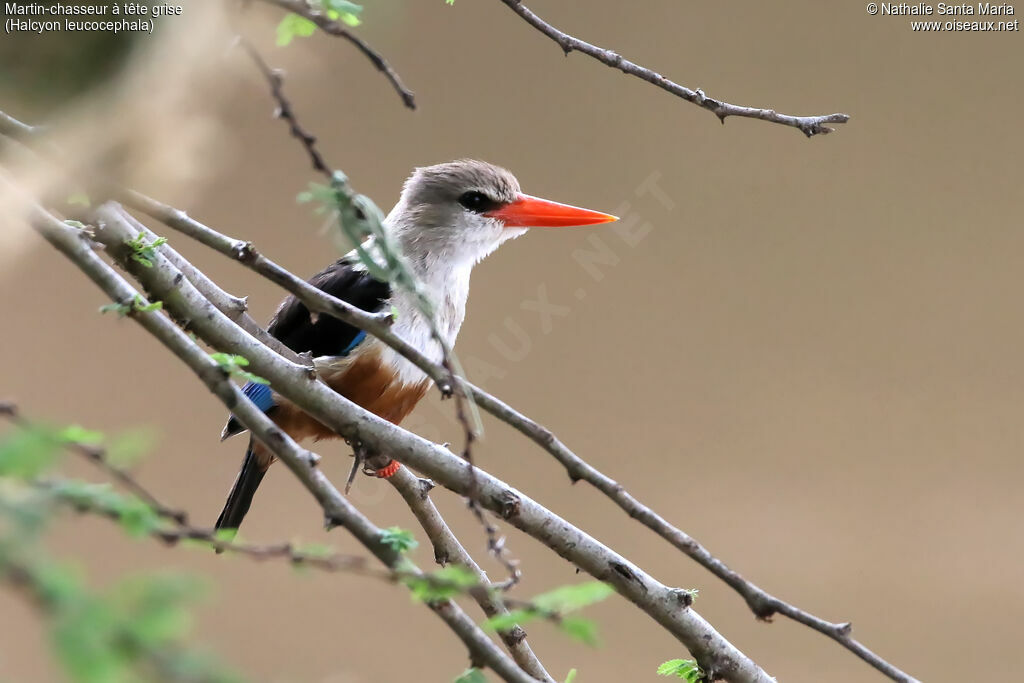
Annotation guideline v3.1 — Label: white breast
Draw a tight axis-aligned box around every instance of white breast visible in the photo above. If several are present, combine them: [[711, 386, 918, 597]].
[[378, 261, 472, 386]]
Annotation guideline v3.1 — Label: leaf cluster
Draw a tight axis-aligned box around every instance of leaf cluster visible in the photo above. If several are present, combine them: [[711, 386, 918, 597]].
[[208, 352, 270, 386], [0, 420, 239, 683], [276, 0, 363, 47]]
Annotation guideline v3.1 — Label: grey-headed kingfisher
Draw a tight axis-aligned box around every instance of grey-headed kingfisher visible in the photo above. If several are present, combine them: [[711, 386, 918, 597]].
[[215, 160, 617, 532]]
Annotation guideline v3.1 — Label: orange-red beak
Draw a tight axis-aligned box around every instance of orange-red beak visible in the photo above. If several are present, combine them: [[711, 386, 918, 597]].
[[485, 193, 618, 228]]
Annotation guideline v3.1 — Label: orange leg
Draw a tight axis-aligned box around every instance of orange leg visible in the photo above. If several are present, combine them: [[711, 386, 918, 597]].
[[374, 459, 401, 478]]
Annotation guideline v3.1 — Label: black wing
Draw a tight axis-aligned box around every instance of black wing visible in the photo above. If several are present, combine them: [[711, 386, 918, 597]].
[[269, 256, 391, 356], [220, 257, 389, 441]]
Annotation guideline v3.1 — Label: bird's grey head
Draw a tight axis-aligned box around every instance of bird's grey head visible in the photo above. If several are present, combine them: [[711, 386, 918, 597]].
[[385, 160, 528, 273]]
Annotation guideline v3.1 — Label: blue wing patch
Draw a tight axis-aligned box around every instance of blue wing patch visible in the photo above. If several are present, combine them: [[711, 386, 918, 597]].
[[221, 381, 276, 440], [341, 330, 367, 355], [243, 381, 276, 413]]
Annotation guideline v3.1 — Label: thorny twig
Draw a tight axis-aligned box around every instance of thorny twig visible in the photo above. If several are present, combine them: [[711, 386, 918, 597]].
[[255, 0, 416, 110], [387, 468, 552, 682], [496, 0, 849, 137]]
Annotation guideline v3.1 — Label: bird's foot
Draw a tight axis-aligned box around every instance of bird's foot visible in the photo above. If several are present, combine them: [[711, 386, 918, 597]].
[[345, 445, 401, 494], [372, 459, 401, 478]]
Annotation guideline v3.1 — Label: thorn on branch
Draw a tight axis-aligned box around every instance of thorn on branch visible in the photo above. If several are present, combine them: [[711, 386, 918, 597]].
[[229, 295, 248, 313], [748, 598, 777, 622], [233, 240, 256, 263], [489, 490, 521, 521], [670, 588, 697, 608], [609, 561, 642, 586], [417, 477, 436, 498]]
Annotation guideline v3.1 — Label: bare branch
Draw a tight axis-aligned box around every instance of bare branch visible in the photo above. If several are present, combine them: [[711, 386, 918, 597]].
[[239, 39, 334, 177], [255, 0, 416, 109], [496, 0, 849, 137], [387, 468, 553, 683], [113, 206, 307, 366]]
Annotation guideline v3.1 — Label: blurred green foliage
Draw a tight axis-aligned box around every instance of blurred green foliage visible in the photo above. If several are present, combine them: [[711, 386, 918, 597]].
[[0, 417, 241, 682], [275, 0, 362, 46], [483, 582, 614, 647]]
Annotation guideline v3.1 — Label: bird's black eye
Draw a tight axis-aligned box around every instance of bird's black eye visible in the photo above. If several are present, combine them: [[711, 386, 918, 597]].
[[458, 191, 497, 213]]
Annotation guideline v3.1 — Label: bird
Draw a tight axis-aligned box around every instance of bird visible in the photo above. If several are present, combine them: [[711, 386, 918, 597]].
[[215, 160, 617, 533]]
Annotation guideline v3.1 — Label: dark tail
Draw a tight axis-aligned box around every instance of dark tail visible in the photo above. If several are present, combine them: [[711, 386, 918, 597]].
[[215, 442, 268, 534]]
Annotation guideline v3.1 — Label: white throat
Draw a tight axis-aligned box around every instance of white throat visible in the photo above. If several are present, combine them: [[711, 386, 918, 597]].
[[350, 235, 475, 387], [384, 259, 472, 386]]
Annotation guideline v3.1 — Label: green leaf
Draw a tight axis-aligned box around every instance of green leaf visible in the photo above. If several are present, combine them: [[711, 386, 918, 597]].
[[63, 219, 88, 229], [124, 233, 167, 268], [236, 371, 271, 385], [0, 425, 63, 478], [297, 181, 341, 215], [323, 0, 362, 15], [209, 353, 270, 385], [482, 608, 532, 632], [322, 0, 362, 25], [379, 526, 418, 554], [132, 295, 163, 313], [58, 425, 104, 446], [212, 528, 239, 545], [210, 352, 246, 367], [98, 302, 131, 317], [34, 562, 86, 608], [293, 542, 336, 559], [532, 581, 615, 613], [47, 480, 162, 537], [564, 669, 578, 683], [114, 498, 162, 537], [12, 555, 236, 683], [276, 13, 316, 46], [483, 582, 613, 646], [404, 565, 477, 602], [559, 616, 600, 646], [657, 659, 703, 681], [454, 668, 486, 683], [111, 574, 202, 646]]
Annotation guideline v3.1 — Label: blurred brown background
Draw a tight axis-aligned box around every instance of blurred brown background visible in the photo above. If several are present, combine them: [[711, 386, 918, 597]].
[[1, 1, 1022, 681]]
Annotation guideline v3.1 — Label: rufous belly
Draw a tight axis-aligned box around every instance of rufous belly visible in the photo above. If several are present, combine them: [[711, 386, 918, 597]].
[[272, 349, 430, 443]]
